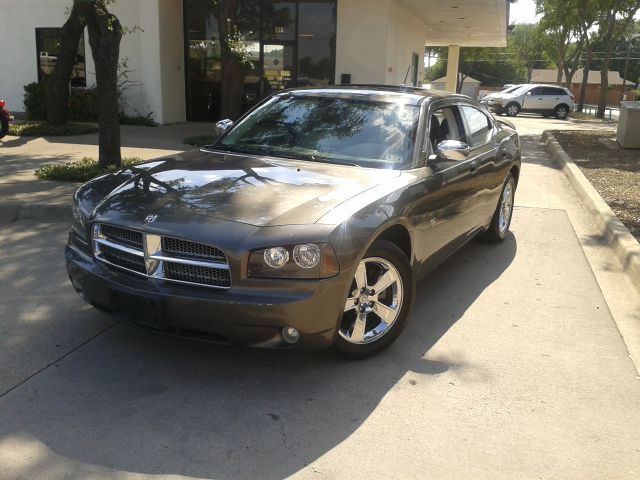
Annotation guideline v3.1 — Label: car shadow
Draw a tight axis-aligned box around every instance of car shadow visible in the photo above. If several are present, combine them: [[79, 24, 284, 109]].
[[0, 234, 517, 479]]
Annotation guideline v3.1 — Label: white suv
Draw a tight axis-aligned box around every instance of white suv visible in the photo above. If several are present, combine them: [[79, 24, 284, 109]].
[[482, 84, 574, 119]]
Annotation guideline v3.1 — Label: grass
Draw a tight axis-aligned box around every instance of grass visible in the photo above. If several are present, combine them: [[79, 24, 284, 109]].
[[35, 157, 145, 182], [9, 122, 99, 137], [183, 135, 216, 147]]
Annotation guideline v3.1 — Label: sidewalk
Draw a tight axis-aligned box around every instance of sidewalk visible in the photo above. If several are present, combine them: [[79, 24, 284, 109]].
[[0, 122, 213, 222]]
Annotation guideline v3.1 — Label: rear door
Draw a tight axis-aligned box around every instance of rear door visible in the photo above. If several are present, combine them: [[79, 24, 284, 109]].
[[543, 86, 567, 110]]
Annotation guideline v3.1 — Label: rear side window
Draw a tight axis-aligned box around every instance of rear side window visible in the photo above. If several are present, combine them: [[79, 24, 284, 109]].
[[460, 105, 493, 147], [543, 87, 566, 96]]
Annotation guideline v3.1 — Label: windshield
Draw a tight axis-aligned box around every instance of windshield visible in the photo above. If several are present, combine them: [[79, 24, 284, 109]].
[[502, 85, 520, 93], [507, 85, 530, 95], [216, 95, 421, 169]]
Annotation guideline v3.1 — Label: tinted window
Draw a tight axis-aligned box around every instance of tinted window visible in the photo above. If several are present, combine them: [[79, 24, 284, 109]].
[[543, 87, 567, 96], [298, 1, 337, 87], [219, 95, 420, 169], [460, 105, 492, 146], [529, 87, 544, 96]]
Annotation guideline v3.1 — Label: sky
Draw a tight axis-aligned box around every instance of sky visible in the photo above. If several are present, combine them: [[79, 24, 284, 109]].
[[509, 0, 541, 25]]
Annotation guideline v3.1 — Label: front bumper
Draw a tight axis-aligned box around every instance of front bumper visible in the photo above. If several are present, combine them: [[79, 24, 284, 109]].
[[66, 235, 348, 350]]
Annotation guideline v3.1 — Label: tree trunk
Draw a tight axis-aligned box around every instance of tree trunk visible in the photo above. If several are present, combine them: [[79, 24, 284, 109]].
[[46, 1, 91, 125], [217, 0, 245, 121], [597, 48, 613, 119], [577, 47, 593, 113], [220, 47, 245, 121], [87, 4, 123, 168]]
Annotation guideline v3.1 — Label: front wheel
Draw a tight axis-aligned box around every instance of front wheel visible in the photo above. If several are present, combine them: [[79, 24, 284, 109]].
[[334, 240, 414, 359], [505, 103, 520, 117], [480, 173, 516, 243]]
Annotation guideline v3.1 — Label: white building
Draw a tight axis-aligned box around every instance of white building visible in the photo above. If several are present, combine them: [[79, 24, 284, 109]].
[[1, 0, 512, 124]]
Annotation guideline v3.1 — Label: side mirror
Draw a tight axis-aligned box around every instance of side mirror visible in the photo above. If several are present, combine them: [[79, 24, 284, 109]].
[[215, 119, 234, 137], [434, 140, 470, 161], [526, 91, 532, 96]]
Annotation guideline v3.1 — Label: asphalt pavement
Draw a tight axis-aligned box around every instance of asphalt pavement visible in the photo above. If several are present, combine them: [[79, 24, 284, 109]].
[[0, 116, 639, 480]]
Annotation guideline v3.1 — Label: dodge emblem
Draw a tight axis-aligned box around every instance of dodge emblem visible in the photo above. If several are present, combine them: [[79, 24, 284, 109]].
[[145, 214, 158, 223]]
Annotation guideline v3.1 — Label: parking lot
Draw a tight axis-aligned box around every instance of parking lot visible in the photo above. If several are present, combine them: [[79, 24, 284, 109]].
[[1, 116, 639, 479]]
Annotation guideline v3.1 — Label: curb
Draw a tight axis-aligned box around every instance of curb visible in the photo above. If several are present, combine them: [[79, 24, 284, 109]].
[[542, 130, 640, 293], [0, 202, 71, 224]]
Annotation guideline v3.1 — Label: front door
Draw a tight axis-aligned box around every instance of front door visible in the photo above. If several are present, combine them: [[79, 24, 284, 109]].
[[522, 87, 545, 112], [410, 104, 481, 275]]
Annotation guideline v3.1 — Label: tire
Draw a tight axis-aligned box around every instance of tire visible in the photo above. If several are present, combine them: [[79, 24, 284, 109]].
[[334, 240, 414, 359], [0, 113, 8, 140], [505, 102, 520, 117], [479, 173, 516, 243], [554, 104, 569, 120]]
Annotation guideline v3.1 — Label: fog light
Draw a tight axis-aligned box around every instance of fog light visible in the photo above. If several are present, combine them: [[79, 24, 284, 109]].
[[282, 327, 301, 345]]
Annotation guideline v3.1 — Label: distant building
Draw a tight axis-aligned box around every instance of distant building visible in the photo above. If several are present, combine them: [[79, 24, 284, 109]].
[[431, 75, 481, 99], [531, 69, 627, 106]]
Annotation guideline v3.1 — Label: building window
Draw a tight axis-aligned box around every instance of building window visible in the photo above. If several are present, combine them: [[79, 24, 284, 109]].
[[184, 0, 336, 121], [36, 28, 87, 87]]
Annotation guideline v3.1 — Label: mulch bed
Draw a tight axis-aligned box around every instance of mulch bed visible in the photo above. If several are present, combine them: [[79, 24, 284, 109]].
[[553, 130, 640, 242]]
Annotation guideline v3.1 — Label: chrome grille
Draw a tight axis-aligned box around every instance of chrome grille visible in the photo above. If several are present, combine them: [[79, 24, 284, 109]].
[[162, 237, 226, 261], [92, 224, 231, 289], [101, 224, 143, 249], [101, 246, 146, 274], [165, 262, 231, 288]]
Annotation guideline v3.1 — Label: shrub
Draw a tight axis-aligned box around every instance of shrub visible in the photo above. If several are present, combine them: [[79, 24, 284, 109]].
[[35, 157, 144, 182], [120, 112, 156, 127], [23, 82, 48, 120], [183, 135, 216, 147], [9, 122, 98, 137], [69, 87, 99, 122]]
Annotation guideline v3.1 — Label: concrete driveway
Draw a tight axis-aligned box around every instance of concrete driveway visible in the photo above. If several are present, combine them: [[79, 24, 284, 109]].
[[0, 117, 639, 480]]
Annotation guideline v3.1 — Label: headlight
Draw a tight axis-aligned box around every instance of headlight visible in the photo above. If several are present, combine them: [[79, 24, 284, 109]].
[[249, 243, 339, 279], [72, 199, 88, 240], [264, 247, 290, 269]]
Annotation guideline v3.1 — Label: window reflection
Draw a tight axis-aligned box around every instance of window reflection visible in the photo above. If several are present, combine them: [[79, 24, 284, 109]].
[[36, 28, 86, 87], [184, 0, 337, 121]]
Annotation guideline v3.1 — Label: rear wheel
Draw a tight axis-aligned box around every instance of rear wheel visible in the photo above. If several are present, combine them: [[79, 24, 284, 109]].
[[480, 173, 516, 243], [334, 240, 414, 359], [554, 104, 569, 119], [505, 102, 520, 117]]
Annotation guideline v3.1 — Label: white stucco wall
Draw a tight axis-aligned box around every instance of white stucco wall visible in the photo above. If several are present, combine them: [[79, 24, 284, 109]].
[[335, 0, 425, 86], [0, 0, 184, 124]]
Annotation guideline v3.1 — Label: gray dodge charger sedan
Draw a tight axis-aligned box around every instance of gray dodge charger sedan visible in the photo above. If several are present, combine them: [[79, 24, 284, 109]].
[[66, 86, 521, 358]]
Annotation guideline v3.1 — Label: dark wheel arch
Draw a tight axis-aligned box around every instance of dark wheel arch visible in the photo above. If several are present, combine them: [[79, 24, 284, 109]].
[[377, 224, 412, 262]]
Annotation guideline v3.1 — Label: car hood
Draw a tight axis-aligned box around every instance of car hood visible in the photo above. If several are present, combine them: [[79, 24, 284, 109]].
[[89, 149, 400, 227]]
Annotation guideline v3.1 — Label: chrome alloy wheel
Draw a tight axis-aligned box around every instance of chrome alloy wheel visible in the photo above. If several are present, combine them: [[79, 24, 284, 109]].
[[556, 106, 568, 118], [340, 257, 403, 344], [506, 104, 519, 116], [499, 180, 514, 235]]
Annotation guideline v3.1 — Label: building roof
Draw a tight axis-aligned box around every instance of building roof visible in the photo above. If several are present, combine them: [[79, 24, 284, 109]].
[[432, 75, 482, 85], [531, 69, 625, 86]]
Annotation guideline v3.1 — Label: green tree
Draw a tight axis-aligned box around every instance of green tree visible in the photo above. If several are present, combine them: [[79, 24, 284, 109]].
[[509, 23, 552, 82], [593, 0, 640, 117], [536, 0, 585, 87], [45, 0, 124, 167]]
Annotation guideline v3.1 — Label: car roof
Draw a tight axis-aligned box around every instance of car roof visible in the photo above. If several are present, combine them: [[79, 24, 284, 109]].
[[279, 85, 469, 106]]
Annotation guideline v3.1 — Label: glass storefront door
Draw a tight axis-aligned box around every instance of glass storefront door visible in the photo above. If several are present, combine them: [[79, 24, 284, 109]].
[[262, 43, 296, 95]]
